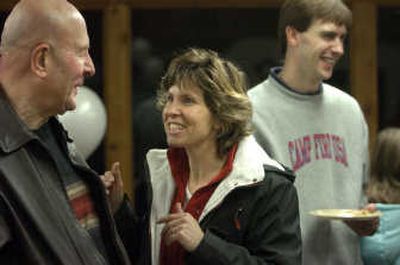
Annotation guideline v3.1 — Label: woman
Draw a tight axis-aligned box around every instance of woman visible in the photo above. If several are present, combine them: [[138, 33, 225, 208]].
[[361, 128, 400, 265], [143, 48, 301, 265]]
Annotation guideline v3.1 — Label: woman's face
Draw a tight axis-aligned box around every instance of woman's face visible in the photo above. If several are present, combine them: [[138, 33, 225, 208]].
[[162, 84, 219, 152]]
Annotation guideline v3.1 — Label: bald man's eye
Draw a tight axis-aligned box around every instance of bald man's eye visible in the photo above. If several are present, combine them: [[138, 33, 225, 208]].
[[77, 48, 89, 57]]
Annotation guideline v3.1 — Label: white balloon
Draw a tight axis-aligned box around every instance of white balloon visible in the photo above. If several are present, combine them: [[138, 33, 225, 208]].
[[59, 86, 107, 159]]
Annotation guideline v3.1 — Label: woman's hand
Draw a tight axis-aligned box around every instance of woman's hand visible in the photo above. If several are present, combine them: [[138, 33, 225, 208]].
[[158, 203, 204, 252], [100, 162, 124, 213]]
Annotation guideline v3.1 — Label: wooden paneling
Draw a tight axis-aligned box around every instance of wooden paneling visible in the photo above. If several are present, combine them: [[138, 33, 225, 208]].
[[1, 0, 399, 10], [103, 4, 134, 198], [69, 0, 113, 10], [365, 0, 400, 6], [0, 0, 281, 10], [129, 0, 281, 8], [350, 1, 378, 150]]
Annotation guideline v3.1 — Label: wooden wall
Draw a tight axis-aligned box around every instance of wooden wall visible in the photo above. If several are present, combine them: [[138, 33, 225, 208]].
[[0, 0, 394, 197]]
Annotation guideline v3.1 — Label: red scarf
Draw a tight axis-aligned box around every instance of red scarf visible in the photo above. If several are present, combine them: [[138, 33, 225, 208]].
[[159, 145, 237, 265]]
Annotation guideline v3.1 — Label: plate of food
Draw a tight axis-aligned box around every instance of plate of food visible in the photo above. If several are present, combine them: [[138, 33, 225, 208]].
[[309, 209, 382, 220]]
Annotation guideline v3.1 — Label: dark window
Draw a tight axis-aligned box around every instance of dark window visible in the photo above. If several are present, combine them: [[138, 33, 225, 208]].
[[378, 8, 400, 128]]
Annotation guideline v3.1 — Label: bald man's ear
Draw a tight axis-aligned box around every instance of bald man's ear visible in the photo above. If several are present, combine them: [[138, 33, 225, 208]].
[[31, 43, 50, 78]]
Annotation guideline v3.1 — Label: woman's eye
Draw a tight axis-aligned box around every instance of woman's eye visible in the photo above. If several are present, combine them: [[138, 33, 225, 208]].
[[182, 96, 195, 104], [166, 94, 173, 102]]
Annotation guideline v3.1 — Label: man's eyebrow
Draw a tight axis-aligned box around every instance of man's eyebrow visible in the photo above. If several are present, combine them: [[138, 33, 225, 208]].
[[320, 30, 346, 37]]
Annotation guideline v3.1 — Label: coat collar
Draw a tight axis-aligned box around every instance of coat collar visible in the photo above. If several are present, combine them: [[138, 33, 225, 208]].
[[0, 89, 76, 158]]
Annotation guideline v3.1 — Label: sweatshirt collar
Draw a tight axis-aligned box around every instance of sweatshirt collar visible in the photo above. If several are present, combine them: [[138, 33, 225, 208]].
[[270, 67, 323, 96]]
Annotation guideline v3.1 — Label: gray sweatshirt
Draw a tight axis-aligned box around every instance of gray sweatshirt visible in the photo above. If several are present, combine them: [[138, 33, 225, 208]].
[[248, 67, 369, 265]]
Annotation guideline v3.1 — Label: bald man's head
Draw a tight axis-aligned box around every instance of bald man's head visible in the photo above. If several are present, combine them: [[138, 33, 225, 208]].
[[0, 0, 94, 124], [1, 0, 83, 52]]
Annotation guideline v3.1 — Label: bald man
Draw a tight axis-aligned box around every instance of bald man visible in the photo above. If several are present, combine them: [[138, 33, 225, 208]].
[[0, 0, 138, 264]]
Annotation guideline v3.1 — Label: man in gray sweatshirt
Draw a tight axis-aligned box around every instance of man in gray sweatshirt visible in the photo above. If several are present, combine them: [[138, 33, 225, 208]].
[[248, 0, 377, 264]]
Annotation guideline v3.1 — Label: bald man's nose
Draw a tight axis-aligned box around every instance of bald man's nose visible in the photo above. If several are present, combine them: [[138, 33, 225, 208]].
[[85, 54, 95, 77]]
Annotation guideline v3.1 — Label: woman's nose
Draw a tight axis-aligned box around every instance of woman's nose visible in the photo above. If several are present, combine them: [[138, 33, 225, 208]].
[[164, 100, 181, 117]]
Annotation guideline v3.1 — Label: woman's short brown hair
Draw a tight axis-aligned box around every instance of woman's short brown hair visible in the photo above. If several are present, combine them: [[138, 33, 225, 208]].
[[157, 48, 252, 157]]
